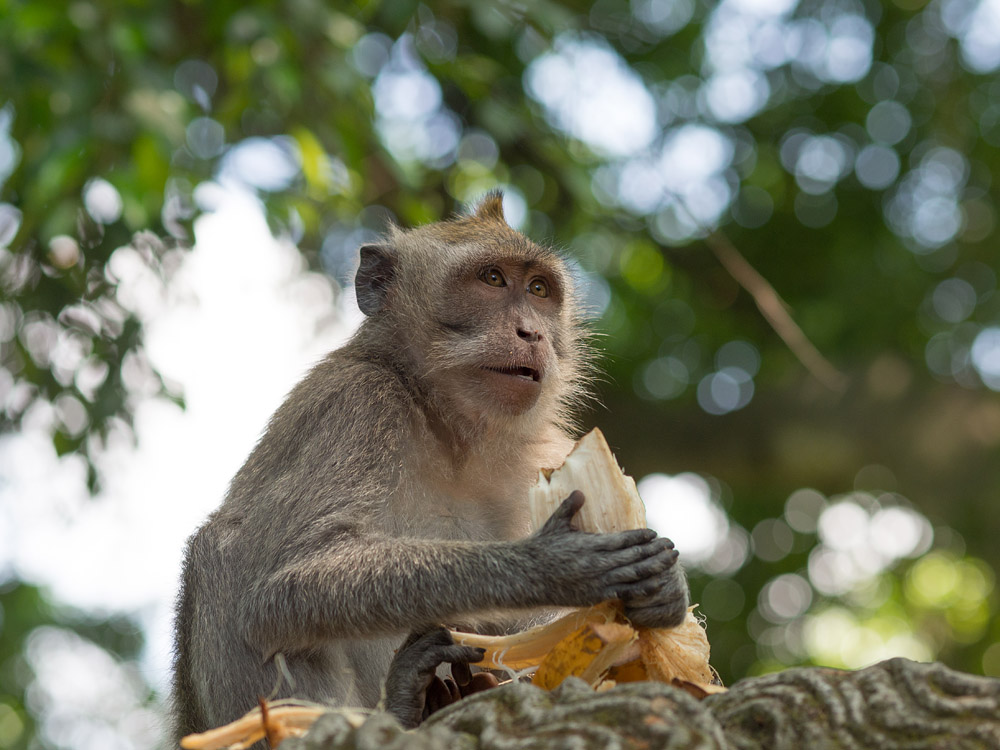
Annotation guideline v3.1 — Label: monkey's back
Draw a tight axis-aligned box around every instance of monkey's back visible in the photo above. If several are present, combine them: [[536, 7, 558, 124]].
[[171, 345, 413, 735]]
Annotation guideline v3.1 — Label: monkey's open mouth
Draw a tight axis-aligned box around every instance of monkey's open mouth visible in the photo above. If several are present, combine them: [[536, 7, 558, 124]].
[[484, 366, 541, 383]]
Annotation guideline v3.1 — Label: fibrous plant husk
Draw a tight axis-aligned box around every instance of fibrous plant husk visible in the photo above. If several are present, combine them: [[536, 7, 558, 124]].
[[180, 700, 364, 750], [452, 428, 719, 692]]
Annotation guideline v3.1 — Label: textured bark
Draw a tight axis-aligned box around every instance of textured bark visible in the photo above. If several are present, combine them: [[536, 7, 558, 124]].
[[282, 658, 1000, 750]]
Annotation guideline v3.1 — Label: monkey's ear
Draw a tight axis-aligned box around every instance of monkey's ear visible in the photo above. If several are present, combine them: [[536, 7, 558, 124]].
[[355, 244, 397, 316], [473, 191, 506, 224]]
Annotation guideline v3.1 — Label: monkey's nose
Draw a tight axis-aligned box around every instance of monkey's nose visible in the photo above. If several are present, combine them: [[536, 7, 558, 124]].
[[517, 327, 541, 343]]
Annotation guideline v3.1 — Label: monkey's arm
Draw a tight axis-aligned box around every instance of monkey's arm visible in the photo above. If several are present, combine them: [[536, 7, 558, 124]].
[[239, 494, 679, 656]]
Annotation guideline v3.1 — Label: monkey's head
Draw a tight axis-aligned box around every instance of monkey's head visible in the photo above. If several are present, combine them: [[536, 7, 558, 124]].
[[355, 193, 590, 431]]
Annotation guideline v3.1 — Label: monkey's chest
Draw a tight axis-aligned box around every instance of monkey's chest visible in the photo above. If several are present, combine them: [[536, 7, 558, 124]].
[[384, 481, 529, 542], [389, 445, 541, 541]]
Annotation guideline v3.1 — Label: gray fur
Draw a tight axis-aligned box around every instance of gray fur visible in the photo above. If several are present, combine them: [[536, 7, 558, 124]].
[[171, 202, 688, 741]]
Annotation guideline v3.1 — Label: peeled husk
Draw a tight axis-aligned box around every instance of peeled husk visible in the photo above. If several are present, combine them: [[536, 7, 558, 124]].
[[179, 701, 361, 750], [452, 428, 720, 693], [528, 428, 647, 534]]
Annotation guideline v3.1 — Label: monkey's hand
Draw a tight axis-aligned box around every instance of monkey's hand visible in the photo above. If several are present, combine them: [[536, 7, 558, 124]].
[[384, 627, 485, 729], [523, 490, 680, 609], [620, 556, 690, 629]]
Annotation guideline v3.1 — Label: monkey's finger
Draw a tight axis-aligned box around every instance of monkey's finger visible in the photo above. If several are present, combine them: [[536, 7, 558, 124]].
[[406, 640, 468, 676], [413, 645, 481, 680], [421, 627, 458, 648], [613, 575, 675, 601], [599, 537, 676, 569], [625, 600, 689, 629], [444, 677, 461, 704], [399, 624, 452, 654], [622, 577, 675, 607], [466, 672, 500, 695], [623, 569, 688, 606], [539, 491, 586, 533], [451, 660, 472, 687], [589, 527, 659, 551], [438, 645, 485, 668], [602, 556, 676, 593], [426, 676, 450, 715], [605, 544, 678, 581]]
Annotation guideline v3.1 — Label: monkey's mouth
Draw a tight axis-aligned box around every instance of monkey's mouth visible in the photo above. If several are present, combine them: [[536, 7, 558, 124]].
[[483, 366, 541, 383]]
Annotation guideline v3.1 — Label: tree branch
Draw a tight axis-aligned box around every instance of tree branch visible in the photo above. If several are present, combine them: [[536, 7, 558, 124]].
[[702, 230, 847, 393]]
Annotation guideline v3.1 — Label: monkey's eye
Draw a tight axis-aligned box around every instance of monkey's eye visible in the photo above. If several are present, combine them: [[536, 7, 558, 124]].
[[527, 278, 549, 298], [480, 267, 507, 287]]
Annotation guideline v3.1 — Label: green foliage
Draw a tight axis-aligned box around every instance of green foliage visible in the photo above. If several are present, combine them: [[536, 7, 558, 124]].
[[0, 581, 145, 750]]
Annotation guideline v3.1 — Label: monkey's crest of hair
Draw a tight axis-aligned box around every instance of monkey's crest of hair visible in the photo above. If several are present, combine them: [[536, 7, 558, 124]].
[[359, 192, 596, 441]]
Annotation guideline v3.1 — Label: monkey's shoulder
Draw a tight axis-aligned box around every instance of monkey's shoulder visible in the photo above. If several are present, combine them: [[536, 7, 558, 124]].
[[226, 349, 415, 503], [275, 349, 411, 436]]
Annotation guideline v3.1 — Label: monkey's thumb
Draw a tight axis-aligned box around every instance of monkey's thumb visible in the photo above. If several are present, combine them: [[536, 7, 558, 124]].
[[539, 491, 586, 534]]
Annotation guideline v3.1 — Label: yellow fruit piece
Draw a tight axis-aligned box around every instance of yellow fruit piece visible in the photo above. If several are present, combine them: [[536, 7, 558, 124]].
[[531, 621, 638, 691], [606, 658, 649, 684]]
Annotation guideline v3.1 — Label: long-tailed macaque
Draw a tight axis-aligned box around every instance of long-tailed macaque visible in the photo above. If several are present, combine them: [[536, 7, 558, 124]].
[[171, 194, 689, 738]]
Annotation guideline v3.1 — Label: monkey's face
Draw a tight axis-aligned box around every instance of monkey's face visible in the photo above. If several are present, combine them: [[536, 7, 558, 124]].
[[428, 252, 567, 418], [355, 209, 585, 427]]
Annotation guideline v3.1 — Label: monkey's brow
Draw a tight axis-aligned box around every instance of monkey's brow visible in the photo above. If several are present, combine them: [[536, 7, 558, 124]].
[[467, 250, 561, 276]]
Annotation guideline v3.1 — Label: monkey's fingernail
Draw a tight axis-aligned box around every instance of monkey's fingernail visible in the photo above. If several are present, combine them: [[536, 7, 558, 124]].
[[452, 660, 472, 686], [427, 676, 448, 713], [467, 672, 500, 694]]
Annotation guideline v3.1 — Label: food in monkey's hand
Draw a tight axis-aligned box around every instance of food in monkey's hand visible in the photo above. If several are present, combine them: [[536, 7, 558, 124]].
[[451, 428, 719, 693]]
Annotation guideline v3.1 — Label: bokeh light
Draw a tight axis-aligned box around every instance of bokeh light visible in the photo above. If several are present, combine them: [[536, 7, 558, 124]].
[[25, 628, 159, 750], [640, 472, 733, 567], [941, 0, 1000, 72], [373, 35, 461, 166], [809, 493, 933, 595], [802, 606, 933, 669], [525, 34, 657, 158], [971, 326, 1000, 389], [886, 146, 968, 252], [219, 137, 301, 193]]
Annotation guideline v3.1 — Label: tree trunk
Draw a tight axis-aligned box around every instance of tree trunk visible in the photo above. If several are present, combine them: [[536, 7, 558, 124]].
[[283, 658, 1000, 749]]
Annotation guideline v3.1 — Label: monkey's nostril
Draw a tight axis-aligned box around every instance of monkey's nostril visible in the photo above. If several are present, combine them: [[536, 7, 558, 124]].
[[518, 328, 541, 343]]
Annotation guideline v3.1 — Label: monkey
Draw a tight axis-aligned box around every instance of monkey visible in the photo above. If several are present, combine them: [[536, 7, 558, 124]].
[[170, 193, 689, 740]]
